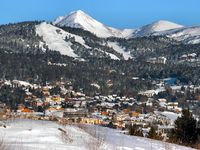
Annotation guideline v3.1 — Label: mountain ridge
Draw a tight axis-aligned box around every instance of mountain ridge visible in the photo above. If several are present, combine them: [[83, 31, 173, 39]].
[[1, 10, 200, 61], [53, 10, 126, 38], [53, 10, 200, 44], [133, 20, 184, 37]]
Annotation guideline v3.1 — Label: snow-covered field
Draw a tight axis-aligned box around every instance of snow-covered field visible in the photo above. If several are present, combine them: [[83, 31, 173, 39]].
[[0, 119, 194, 150], [0, 119, 96, 150], [85, 125, 194, 150]]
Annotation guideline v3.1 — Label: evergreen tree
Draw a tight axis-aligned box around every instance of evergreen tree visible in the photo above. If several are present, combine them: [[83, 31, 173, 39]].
[[128, 124, 143, 137], [147, 126, 163, 140], [172, 109, 199, 146]]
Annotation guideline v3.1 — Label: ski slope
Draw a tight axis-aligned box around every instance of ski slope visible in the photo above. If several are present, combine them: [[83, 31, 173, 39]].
[[36, 22, 90, 57], [107, 42, 132, 60]]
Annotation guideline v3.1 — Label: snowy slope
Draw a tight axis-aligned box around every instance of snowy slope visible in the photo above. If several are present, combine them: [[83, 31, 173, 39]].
[[0, 119, 103, 150], [155, 111, 181, 124], [53, 10, 200, 44], [12, 80, 33, 88], [36, 10, 200, 59], [97, 48, 120, 60], [36, 22, 90, 57], [133, 20, 184, 37], [128, 20, 200, 44], [107, 42, 132, 60], [166, 26, 200, 44], [54, 11, 185, 39], [36, 22, 123, 60], [0, 119, 194, 150], [122, 28, 135, 38], [131, 22, 200, 44], [105, 51, 120, 60], [86, 125, 194, 150], [53, 10, 127, 38]]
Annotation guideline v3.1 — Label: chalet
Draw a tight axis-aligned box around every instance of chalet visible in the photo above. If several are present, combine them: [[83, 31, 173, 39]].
[[42, 87, 50, 96], [21, 108, 33, 113], [63, 108, 88, 121], [179, 53, 197, 62], [52, 95, 62, 102], [167, 102, 179, 111], [147, 57, 157, 64], [158, 98, 167, 108], [17, 104, 25, 112], [147, 57, 167, 64], [131, 111, 140, 117], [180, 54, 187, 61], [81, 118, 103, 125], [12, 80, 33, 88], [139, 90, 156, 97], [45, 97, 52, 102], [101, 111, 109, 116], [157, 57, 167, 64]]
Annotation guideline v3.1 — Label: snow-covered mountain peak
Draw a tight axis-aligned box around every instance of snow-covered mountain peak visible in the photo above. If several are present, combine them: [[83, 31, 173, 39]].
[[133, 20, 184, 37], [53, 10, 200, 44], [53, 10, 92, 28], [62, 10, 103, 28], [69, 10, 87, 16], [148, 20, 184, 32], [53, 10, 125, 38], [70, 10, 85, 14]]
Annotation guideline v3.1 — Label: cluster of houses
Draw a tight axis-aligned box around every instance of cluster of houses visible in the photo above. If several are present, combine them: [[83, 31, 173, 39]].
[[179, 53, 198, 62], [0, 79, 200, 140], [147, 57, 167, 64], [146, 53, 199, 64]]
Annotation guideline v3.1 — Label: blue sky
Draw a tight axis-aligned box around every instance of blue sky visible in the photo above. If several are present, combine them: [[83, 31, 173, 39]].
[[0, 0, 200, 28]]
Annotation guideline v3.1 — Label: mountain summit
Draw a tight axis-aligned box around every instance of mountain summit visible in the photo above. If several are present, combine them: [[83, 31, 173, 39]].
[[53, 10, 126, 38], [53, 10, 200, 44], [133, 20, 184, 37], [53, 11, 187, 39]]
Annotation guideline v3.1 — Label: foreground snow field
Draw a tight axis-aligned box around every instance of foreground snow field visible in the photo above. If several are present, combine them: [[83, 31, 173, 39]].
[[0, 119, 194, 150]]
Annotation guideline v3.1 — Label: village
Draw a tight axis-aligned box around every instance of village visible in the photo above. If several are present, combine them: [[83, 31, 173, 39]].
[[0, 78, 200, 141]]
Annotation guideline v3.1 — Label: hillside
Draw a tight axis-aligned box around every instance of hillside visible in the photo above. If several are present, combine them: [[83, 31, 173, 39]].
[[0, 119, 194, 150], [0, 11, 200, 97], [54, 10, 200, 44], [133, 20, 184, 37], [0, 12, 200, 61], [1, 21, 200, 62], [53, 10, 131, 38]]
